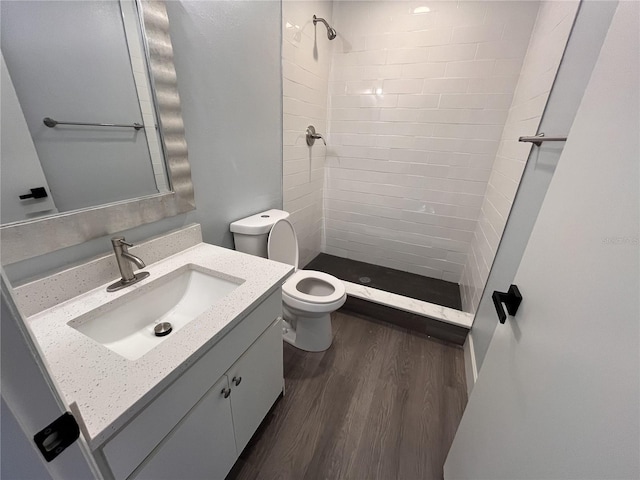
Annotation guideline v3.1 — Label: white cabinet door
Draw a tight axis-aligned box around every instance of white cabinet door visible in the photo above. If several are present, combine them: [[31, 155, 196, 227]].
[[444, 3, 639, 478], [135, 375, 237, 480], [228, 318, 284, 453]]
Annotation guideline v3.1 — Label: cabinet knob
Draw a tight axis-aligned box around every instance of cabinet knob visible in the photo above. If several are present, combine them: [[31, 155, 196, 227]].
[[232, 376, 242, 386], [221, 387, 231, 398]]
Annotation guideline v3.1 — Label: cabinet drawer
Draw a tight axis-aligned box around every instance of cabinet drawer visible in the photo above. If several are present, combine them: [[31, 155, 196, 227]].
[[102, 290, 281, 479]]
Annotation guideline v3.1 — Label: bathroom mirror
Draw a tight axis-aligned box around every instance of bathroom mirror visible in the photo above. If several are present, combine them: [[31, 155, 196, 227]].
[[0, 0, 194, 265]]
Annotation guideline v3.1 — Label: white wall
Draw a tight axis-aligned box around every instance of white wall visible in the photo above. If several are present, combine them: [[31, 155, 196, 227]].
[[460, 0, 580, 313], [282, 1, 334, 267], [323, 1, 538, 283], [165, 1, 283, 248]]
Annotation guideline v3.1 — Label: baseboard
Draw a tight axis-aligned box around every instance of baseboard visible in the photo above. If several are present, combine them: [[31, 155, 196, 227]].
[[463, 334, 478, 395]]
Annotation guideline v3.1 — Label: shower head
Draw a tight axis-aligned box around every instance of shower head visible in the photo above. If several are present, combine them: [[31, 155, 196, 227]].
[[313, 15, 337, 40]]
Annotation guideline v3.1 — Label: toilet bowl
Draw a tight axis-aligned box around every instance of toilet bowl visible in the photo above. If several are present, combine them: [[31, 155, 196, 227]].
[[230, 210, 346, 352]]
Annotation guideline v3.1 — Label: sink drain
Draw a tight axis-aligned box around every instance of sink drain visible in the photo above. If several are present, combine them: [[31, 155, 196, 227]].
[[154, 322, 173, 337], [359, 276, 371, 284]]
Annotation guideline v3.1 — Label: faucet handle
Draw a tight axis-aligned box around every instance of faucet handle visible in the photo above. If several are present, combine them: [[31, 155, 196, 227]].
[[111, 236, 134, 248], [306, 125, 327, 146]]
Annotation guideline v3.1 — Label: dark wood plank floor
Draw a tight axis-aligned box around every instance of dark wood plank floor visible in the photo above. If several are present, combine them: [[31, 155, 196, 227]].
[[227, 310, 467, 480], [306, 254, 462, 311]]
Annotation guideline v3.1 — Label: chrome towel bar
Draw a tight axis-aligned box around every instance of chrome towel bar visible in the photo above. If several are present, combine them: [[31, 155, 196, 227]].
[[518, 133, 567, 146], [43, 117, 143, 130]]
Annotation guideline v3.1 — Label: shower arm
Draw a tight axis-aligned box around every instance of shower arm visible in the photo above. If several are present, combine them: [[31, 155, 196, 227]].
[[313, 15, 337, 40], [313, 15, 330, 29]]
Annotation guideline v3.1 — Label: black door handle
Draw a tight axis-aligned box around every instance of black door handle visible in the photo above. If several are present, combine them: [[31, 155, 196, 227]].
[[492, 284, 522, 324], [19, 187, 48, 200]]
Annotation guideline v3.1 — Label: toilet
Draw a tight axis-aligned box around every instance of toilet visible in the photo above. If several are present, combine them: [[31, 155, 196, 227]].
[[230, 209, 346, 352]]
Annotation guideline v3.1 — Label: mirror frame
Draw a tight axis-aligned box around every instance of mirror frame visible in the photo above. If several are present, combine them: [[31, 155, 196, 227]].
[[0, 0, 194, 265]]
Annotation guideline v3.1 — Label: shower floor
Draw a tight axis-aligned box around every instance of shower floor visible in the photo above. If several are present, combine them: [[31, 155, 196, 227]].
[[306, 253, 462, 310]]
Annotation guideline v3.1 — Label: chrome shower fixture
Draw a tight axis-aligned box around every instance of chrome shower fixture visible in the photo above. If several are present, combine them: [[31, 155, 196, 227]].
[[313, 15, 337, 40]]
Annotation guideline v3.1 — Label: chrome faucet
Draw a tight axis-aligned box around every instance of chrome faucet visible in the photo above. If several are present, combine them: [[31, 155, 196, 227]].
[[106, 236, 150, 292]]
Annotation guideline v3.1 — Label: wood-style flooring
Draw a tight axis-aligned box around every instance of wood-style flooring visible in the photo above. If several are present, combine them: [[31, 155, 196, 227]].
[[227, 310, 467, 480]]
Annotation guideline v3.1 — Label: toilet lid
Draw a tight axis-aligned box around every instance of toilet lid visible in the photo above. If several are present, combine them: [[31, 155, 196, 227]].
[[267, 219, 299, 269]]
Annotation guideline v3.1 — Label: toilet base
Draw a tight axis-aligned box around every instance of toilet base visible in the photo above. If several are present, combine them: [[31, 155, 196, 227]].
[[282, 307, 333, 352]]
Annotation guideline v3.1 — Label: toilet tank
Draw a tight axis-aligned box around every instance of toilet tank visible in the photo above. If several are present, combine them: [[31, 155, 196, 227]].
[[230, 209, 290, 258]]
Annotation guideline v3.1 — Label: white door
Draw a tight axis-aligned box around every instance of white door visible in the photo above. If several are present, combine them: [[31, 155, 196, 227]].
[[1, 273, 98, 479], [445, 2, 639, 478]]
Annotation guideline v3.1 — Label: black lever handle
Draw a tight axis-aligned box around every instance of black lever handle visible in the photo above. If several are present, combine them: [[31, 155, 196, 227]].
[[492, 284, 522, 324], [19, 187, 48, 200]]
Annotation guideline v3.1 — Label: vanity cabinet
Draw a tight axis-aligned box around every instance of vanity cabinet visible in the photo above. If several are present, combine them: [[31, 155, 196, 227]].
[[226, 314, 284, 453], [135, 375, 237, 480], [99, 291, 284, 480], [134, 320, 284, 479]]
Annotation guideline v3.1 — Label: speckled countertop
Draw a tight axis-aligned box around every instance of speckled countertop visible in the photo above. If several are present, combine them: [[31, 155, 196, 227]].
[[26, 243, 293, 449]]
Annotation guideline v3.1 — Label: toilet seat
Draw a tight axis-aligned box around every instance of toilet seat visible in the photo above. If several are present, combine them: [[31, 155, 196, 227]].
[[282, 270, 346, 305], [268, 219, 347, 313]]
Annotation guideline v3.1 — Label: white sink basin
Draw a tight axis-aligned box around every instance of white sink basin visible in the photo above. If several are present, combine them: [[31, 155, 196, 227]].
[[70, 266, 243, 360]]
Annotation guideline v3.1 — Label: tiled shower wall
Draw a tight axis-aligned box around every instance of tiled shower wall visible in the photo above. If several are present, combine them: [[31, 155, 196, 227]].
[[323, 1, 538, 282], [282, 1, 334, 267], [460, 0, 581, 313]]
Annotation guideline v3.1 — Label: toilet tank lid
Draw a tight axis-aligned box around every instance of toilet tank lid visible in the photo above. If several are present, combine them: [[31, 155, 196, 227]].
[[230, 209, 290, 235]]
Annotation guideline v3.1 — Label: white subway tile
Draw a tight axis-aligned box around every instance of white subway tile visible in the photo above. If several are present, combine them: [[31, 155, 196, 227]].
[[356, 50, 388, 65], [423, 78, 469, 93], [428, 44, 477, 62], [400, 62, 447, 79], [433, 1, 487, 28], [467, 76, 519, 94], [445, 60, 496, 78], [493, 58, 524, 76], [439, 93, 488, 109], [476, 40, 530, 60], [380, 108, 425, 122], [389, 149, 429, 163], [451, 24, 503, 44], [386, 47, 430, 65], [485, 1, 539, 26], [383, 79, 423, 94], [397, 94, 440, 108], [408, 26, 453, 46]]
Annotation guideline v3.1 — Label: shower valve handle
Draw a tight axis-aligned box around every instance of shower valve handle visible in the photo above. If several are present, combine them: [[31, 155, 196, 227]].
[[306, 125, 326, 146]]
